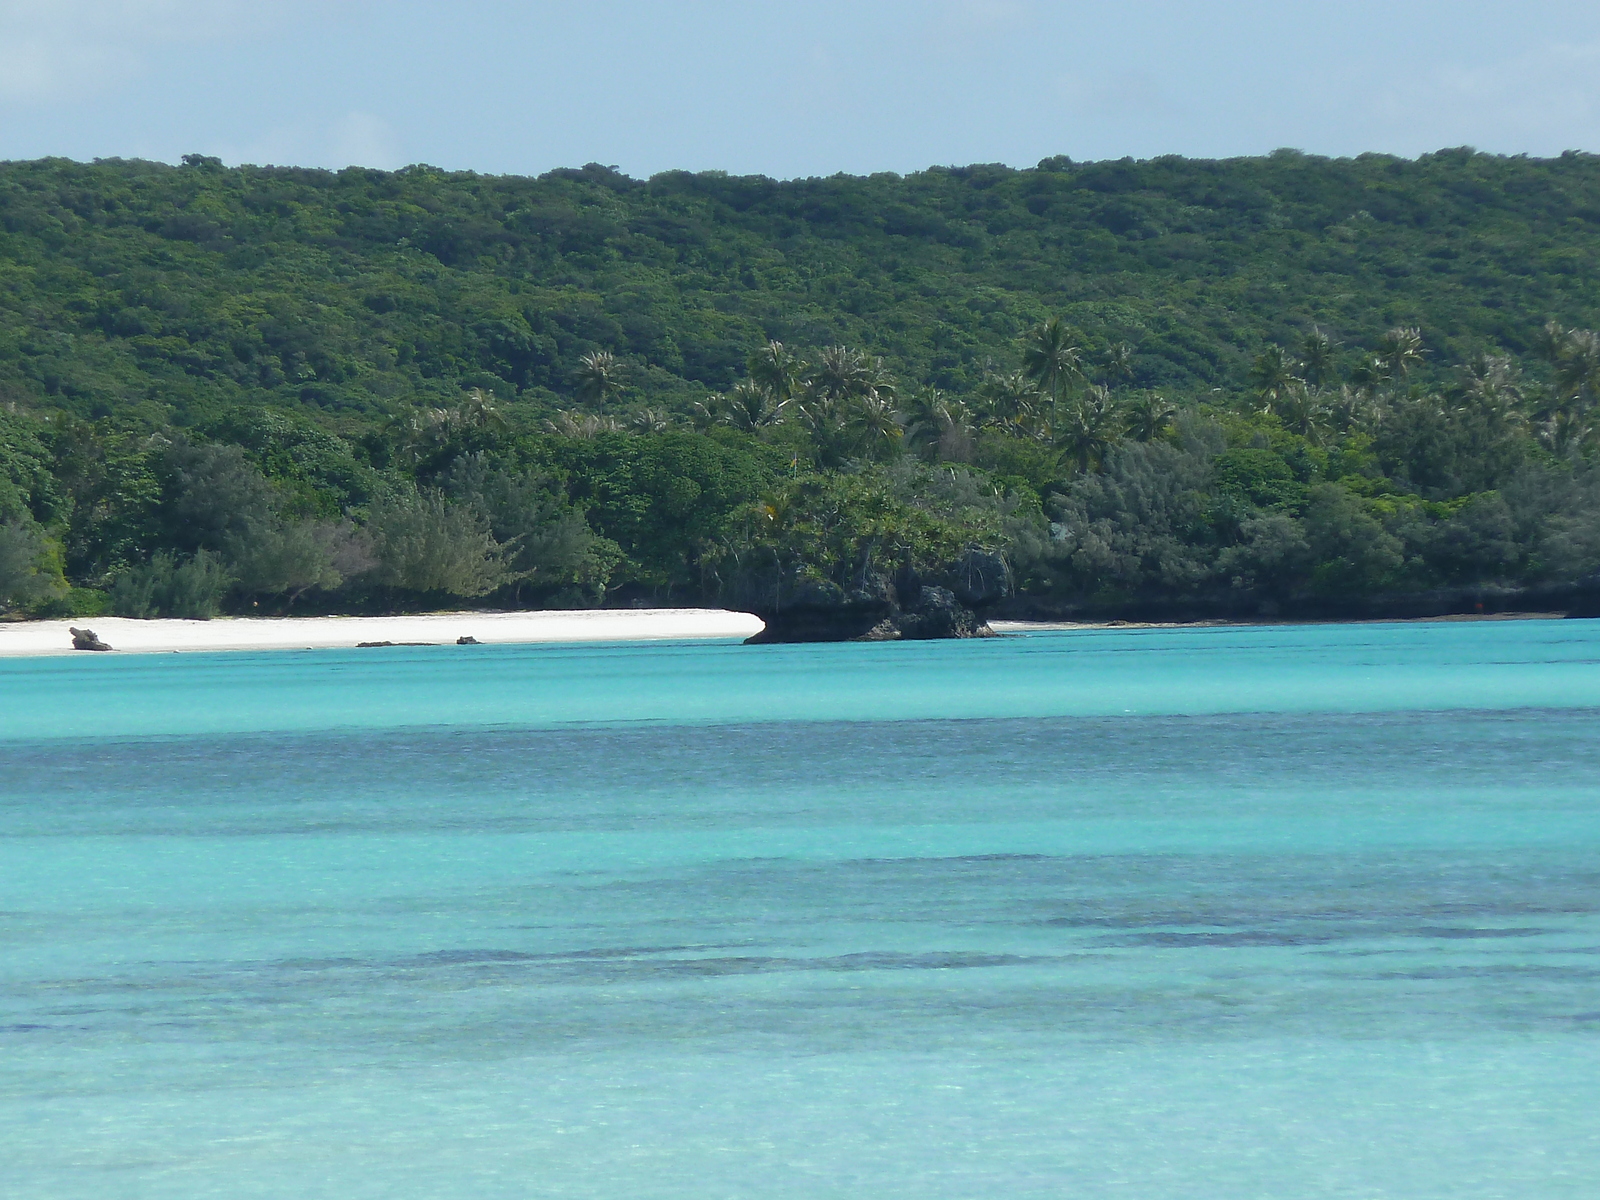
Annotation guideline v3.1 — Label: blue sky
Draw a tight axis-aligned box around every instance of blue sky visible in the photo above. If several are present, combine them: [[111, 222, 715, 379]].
[[4, 1, 1600, 177]]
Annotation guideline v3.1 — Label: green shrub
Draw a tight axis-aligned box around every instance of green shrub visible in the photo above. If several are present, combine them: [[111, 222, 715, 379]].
[[367, 490, 505, 597], [1303, 484, 1405, 595], [1212, 448, 1308, 511], [111, 550, 232, 619], [65, 587, 111, 617], [0, 520, 69, 615]]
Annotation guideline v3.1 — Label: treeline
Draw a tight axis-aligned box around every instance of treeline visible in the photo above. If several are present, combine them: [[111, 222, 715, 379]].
[[1036, 321, 1600, 612], [4, 311, 1599, 618], [4, 151, 1600, 618]]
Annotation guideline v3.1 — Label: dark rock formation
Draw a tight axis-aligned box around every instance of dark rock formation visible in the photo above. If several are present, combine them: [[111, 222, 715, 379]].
[[741, 579, 890, 643], [740, 551, 1010, 644], [1564, 576, 1600, 618], [456, 636, 481, 645], [895, 586, 994, 640], [949, 549, 1012, 608], [69, 627, 112, 651]]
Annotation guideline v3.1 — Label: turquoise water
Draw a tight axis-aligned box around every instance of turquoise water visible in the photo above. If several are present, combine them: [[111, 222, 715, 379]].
[[3, 621, 1600, 1198]]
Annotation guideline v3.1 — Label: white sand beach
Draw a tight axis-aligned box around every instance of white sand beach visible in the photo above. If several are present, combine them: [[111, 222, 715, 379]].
[[0, 609, 765, 657]]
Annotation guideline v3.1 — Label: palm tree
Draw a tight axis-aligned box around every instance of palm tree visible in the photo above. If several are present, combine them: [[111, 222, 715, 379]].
[[975, 370, 1042, 434], [630, 408, 673, 433], [901, 387, 976, 462], [687, 398, 718, 432], [797, 346, 898, 466], [1347, 356, 1385, 396], [457, 388, 507, 429], [747, 340, 801, 408], [1299, 328, 1340, 387], [1249, 344, 1299, 408], [1528, 327, 1600, 454], [848, 393, 904, 460], [544, 410, 620, 439], [1374, 326, 1425, 387], [1021, 317, 1084, 403], [796, 348, 846, 433], [900, 386, 950, 458], [1530, 325, 1600, 450], [712, 380, 784, 432], [1271, 381, 1333, 443], [1535, 407, 1594, 457], [1329, 384, 1376, 433], [573, 350, 622, 410], [1101, 341, 1136, 385], [1457, 353, 1524, 416], [801, 345, 894, 407], [1124, 392, 1177, 442], [1054, 384, 1122, 473], [1535, 320, 1571, 365], [399, 389, 508, 459], [932, 398, 978, 462], [1554, 328, 1600, 411]]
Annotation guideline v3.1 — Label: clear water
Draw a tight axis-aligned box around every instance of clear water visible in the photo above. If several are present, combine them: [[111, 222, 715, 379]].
[[3, 621, 1599, 1199]]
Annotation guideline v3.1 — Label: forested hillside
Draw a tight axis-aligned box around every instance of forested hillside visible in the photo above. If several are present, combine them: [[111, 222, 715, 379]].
[[2, 149, 1600, 621]]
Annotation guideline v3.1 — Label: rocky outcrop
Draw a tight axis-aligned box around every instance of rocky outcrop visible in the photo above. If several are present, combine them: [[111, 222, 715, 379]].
[[740, 578, 892, 643], [69, 627, 113, 651], [892, 585, 994, 639], [949, 549, 1012, 608], [740, 549, 1011, 644]]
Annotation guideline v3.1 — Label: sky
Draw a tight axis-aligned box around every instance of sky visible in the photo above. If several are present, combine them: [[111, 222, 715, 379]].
[[3, 1, 1600, 179]]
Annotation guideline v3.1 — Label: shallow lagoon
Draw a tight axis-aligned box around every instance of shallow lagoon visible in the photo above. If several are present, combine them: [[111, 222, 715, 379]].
[[4, 621, 1600, 1198]]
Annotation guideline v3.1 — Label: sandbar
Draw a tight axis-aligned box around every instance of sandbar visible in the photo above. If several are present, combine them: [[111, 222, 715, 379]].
[[0, 609, 765, 657]]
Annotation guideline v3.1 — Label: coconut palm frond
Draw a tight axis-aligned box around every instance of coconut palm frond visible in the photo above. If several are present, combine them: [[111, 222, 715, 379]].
[[573, 350, 623, 410], [1020, 317, 1084, 401], [1299, 327, 1340, 387], [1125, 392, 1177, 442], [630, 407, 674, 433], [1375, 326, 1425, 385], [1270, 381, 1334, 444], [1052, 384, 1123, 473], [544, 410, 621, 439], [747, 340, 801, 405], [1249, 344, 1300, 408], [975, 370, 1042, 433]]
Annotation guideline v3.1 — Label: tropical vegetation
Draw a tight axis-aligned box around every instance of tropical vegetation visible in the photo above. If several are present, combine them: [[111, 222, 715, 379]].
[[3, 149, 1600, 619]]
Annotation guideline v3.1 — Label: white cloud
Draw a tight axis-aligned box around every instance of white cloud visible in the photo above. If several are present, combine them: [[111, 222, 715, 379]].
[[1051, 68, 1178, 120], [216, 111, 402, 171], [326, 111, 399, 169], [0, 0, 267, 103], [1361, 38, 1600, 155]]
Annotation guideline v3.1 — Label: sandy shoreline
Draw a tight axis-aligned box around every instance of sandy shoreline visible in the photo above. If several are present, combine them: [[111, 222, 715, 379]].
[[2, 609, 1571, 657], [0, 609, 765, 657]]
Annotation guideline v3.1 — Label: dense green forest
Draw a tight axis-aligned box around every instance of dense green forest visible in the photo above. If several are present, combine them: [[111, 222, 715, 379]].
[[2, 149, 1600, 621]]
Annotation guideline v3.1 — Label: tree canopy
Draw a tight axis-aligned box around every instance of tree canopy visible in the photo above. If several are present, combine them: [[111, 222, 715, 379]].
[[3, 150, 1600, 619]]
